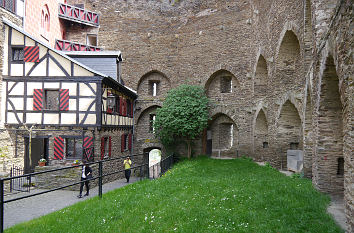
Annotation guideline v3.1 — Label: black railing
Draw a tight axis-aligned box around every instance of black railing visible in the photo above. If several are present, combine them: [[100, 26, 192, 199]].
[[0, 153, 174, 232], [9, 165, 30, 193]]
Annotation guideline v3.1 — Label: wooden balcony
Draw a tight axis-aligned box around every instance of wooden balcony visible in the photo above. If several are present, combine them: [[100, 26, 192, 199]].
[[58, 3, 99, 27], [55, 39, 102, 52]]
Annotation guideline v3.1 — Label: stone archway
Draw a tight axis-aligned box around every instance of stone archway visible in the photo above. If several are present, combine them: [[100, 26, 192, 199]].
[[315, 56, 343, 194], [254, 55, 268, 98], [137, 71, 171, 98], [209, 113, 238, 157], [136, 105, 161, 140], [205, 69, 239, 99], [275, 30, 301, 89], [276, 100, 302, 170], [254, 109, 268, 161]]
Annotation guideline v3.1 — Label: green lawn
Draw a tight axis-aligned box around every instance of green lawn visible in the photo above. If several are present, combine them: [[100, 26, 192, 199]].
[[6, 157, 343, 233]]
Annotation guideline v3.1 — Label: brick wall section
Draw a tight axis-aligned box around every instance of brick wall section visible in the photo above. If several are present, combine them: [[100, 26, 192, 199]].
[[24, 0, 65, 48]]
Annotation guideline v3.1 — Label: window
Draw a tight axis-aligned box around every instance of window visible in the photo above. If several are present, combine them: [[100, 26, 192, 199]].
[[220, 76, 232, 93], [66, 138, 83, 159], [44, 90, 59, 110], [12, 48, 24, 61], [290, 142, 299, 150], [101, 136, 111, 159], [41, 5, 50, 39], [114, 95, 120, 113], [149, 114, 156, 133], [87, 34, 98, 46], [263, 142, 269, 148], [149, 81, 159, 96]]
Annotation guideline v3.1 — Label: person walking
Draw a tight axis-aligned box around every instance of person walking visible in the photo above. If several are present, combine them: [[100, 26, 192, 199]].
[[78, 161, 92, 198], [123, 156, 132, 183]]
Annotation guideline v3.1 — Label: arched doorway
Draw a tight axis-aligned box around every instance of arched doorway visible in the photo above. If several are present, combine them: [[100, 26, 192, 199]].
[[277, 100, 302, 170], [315, 56, 343, 194]]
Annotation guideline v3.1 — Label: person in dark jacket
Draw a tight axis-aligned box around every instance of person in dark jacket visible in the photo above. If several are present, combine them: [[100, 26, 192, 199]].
[[77, 161, 92, 198]]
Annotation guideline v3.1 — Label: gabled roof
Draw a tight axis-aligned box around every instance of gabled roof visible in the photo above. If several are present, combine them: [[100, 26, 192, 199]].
[[2, 17, 137, 97]]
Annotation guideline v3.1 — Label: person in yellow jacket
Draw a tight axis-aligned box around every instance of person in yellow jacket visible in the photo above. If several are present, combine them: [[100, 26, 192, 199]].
[[123, 156, 132, 183]]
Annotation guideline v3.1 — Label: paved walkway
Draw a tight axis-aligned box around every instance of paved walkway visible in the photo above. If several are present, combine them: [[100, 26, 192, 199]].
[[4, 177, 140, 229]]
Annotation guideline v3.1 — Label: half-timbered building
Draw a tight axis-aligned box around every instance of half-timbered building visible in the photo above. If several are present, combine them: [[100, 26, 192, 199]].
[[1, 18, 137, 173]]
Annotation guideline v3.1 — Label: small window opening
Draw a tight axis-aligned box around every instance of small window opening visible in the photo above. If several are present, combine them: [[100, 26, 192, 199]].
[[149, 114, 156, 133], [263, 142, 269, 148], [87, 34, 98, 46], [220, 76, 232, 93], [104, 137, 109, 158], [44, 90, 59, 110], [337, 157, 344, 176], [290, 142, 299, 150], [12, 48, 24, 61], [149, 81, 159, 96]]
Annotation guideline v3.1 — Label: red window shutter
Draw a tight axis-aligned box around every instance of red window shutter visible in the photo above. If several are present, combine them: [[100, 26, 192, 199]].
[[59, 89, 69, 111], [53, 137, 64, 160], [130, 101, 134, 117], [128, 134, 132, 151], [121, 134, 125, 152], [101, 137, 105, 159], [108, 136, 112, 157], [33, 89, 43, 111], [24, 46, 39, 63], [83, 136, 94, 161]]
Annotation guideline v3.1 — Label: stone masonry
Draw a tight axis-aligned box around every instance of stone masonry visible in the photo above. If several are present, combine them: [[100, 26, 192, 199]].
[[81, 0, 353, 230]]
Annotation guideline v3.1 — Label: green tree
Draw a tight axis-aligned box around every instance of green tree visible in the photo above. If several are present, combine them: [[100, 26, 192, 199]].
[[154, 84, 210, 159]]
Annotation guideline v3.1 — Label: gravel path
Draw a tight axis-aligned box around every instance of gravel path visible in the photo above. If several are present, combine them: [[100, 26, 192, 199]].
[[4, 177, 140, 229]]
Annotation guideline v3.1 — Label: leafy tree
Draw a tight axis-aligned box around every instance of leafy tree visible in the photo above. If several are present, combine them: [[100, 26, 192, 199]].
[[154, 84, 210, 159]]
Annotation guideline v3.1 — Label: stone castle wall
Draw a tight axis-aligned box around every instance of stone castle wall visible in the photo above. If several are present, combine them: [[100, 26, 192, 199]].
[[84, 0, 352, 230]]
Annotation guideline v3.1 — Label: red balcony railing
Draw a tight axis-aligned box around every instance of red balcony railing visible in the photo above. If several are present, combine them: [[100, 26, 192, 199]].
[[55, 39, 102, 52], [58, 3, 99, 27]]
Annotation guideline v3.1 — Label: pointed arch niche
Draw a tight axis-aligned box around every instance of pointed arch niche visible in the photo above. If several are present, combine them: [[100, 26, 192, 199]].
[[254, 109, 269, 160], [254, 55, 268, 97], [277, 100, 302, 169], [136, 105, 161, 140], [315, 56, 343, 194], [276, 31, 301, 87], [209, 113, 238, 157], [205, 70, 239, 99], [137, 71, 171, 98], [303, 90, 313, 178]]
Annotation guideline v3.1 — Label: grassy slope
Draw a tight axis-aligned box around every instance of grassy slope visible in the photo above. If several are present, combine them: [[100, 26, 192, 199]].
[[6, 157, 343, 233]]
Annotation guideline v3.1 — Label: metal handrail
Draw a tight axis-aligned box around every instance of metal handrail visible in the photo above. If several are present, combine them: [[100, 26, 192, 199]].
[[0, 153, 174, 232]]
